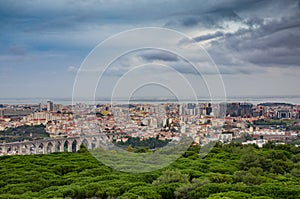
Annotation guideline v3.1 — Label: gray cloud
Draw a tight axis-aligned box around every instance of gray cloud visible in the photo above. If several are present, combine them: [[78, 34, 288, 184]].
[[193, 31, 224, 42], [226, 15, 300, 66], [193, 4, 300, 68], [140, 51, 179, 62], [163, 0, 271, 29], [165, 9, 241, 28]]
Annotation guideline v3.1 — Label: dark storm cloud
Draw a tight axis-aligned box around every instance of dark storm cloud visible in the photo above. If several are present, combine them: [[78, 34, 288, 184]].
[[220, 13, 300, 66], [190, 0, 300, 69], [164, 0, 268, 28], [193, 31, 224, 42], [165, 9, 241, 28], [140, 52, 179, 62]]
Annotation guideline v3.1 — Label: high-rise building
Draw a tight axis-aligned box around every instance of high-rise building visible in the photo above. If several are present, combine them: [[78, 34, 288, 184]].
[[204, 103, 212, 116], [47, 101, 54, 112], [38, 103, 42, 111]]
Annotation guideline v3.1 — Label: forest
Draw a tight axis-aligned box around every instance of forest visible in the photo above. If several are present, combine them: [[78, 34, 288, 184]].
[[0, 142, 299, 199]]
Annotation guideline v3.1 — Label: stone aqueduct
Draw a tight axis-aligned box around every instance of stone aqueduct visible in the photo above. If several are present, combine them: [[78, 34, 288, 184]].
[[0, 134, 124, 156]]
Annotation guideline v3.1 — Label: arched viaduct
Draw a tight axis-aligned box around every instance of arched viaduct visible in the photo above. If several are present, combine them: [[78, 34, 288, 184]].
[[0, 133, 125, 156]]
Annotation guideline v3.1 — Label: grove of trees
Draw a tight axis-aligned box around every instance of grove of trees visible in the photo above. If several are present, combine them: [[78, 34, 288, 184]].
[[0, 142, 299, 198]]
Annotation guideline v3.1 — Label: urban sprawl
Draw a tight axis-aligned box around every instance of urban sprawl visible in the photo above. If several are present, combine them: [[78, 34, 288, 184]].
[[0, 101, 300, 155]]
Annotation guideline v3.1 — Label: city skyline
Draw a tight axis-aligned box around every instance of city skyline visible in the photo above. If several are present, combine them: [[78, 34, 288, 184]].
[[1, 0, 300, 100]]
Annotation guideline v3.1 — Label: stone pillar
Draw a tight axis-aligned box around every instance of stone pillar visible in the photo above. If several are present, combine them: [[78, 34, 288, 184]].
[[59, 141, 65, 152], [1, 145, 6, 155], [19, 145, 24, 155], [76, 140, 81, 152], [34, 144, 39, 154], [54, 142, 59, 152], [43, 143, 47, 154], [68, 140, 72, 152], [51, 143, 55, 153], [86, 138, 92, 149], [25, 145, 31, 155]]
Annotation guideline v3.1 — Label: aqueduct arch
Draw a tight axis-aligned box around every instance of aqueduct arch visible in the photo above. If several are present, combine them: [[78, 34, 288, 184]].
[[0, 134, 124, 156]]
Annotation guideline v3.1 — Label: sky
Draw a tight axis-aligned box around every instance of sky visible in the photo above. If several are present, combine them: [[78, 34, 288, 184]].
[[1, 0, 300, 101]]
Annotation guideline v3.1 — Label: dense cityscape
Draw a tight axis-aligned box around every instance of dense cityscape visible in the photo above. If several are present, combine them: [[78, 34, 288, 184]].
[[1, 101, 300, 155]]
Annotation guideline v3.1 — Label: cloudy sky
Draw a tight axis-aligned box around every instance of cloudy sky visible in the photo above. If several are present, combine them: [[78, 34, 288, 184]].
[[1, 0, 300, 100]]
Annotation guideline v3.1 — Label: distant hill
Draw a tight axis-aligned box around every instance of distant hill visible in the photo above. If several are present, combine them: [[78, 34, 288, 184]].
[[258, 102, 294, 107]]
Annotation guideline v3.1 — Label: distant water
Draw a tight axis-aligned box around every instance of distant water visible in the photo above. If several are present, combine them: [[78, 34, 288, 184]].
[[1, 96, 300, 105]]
